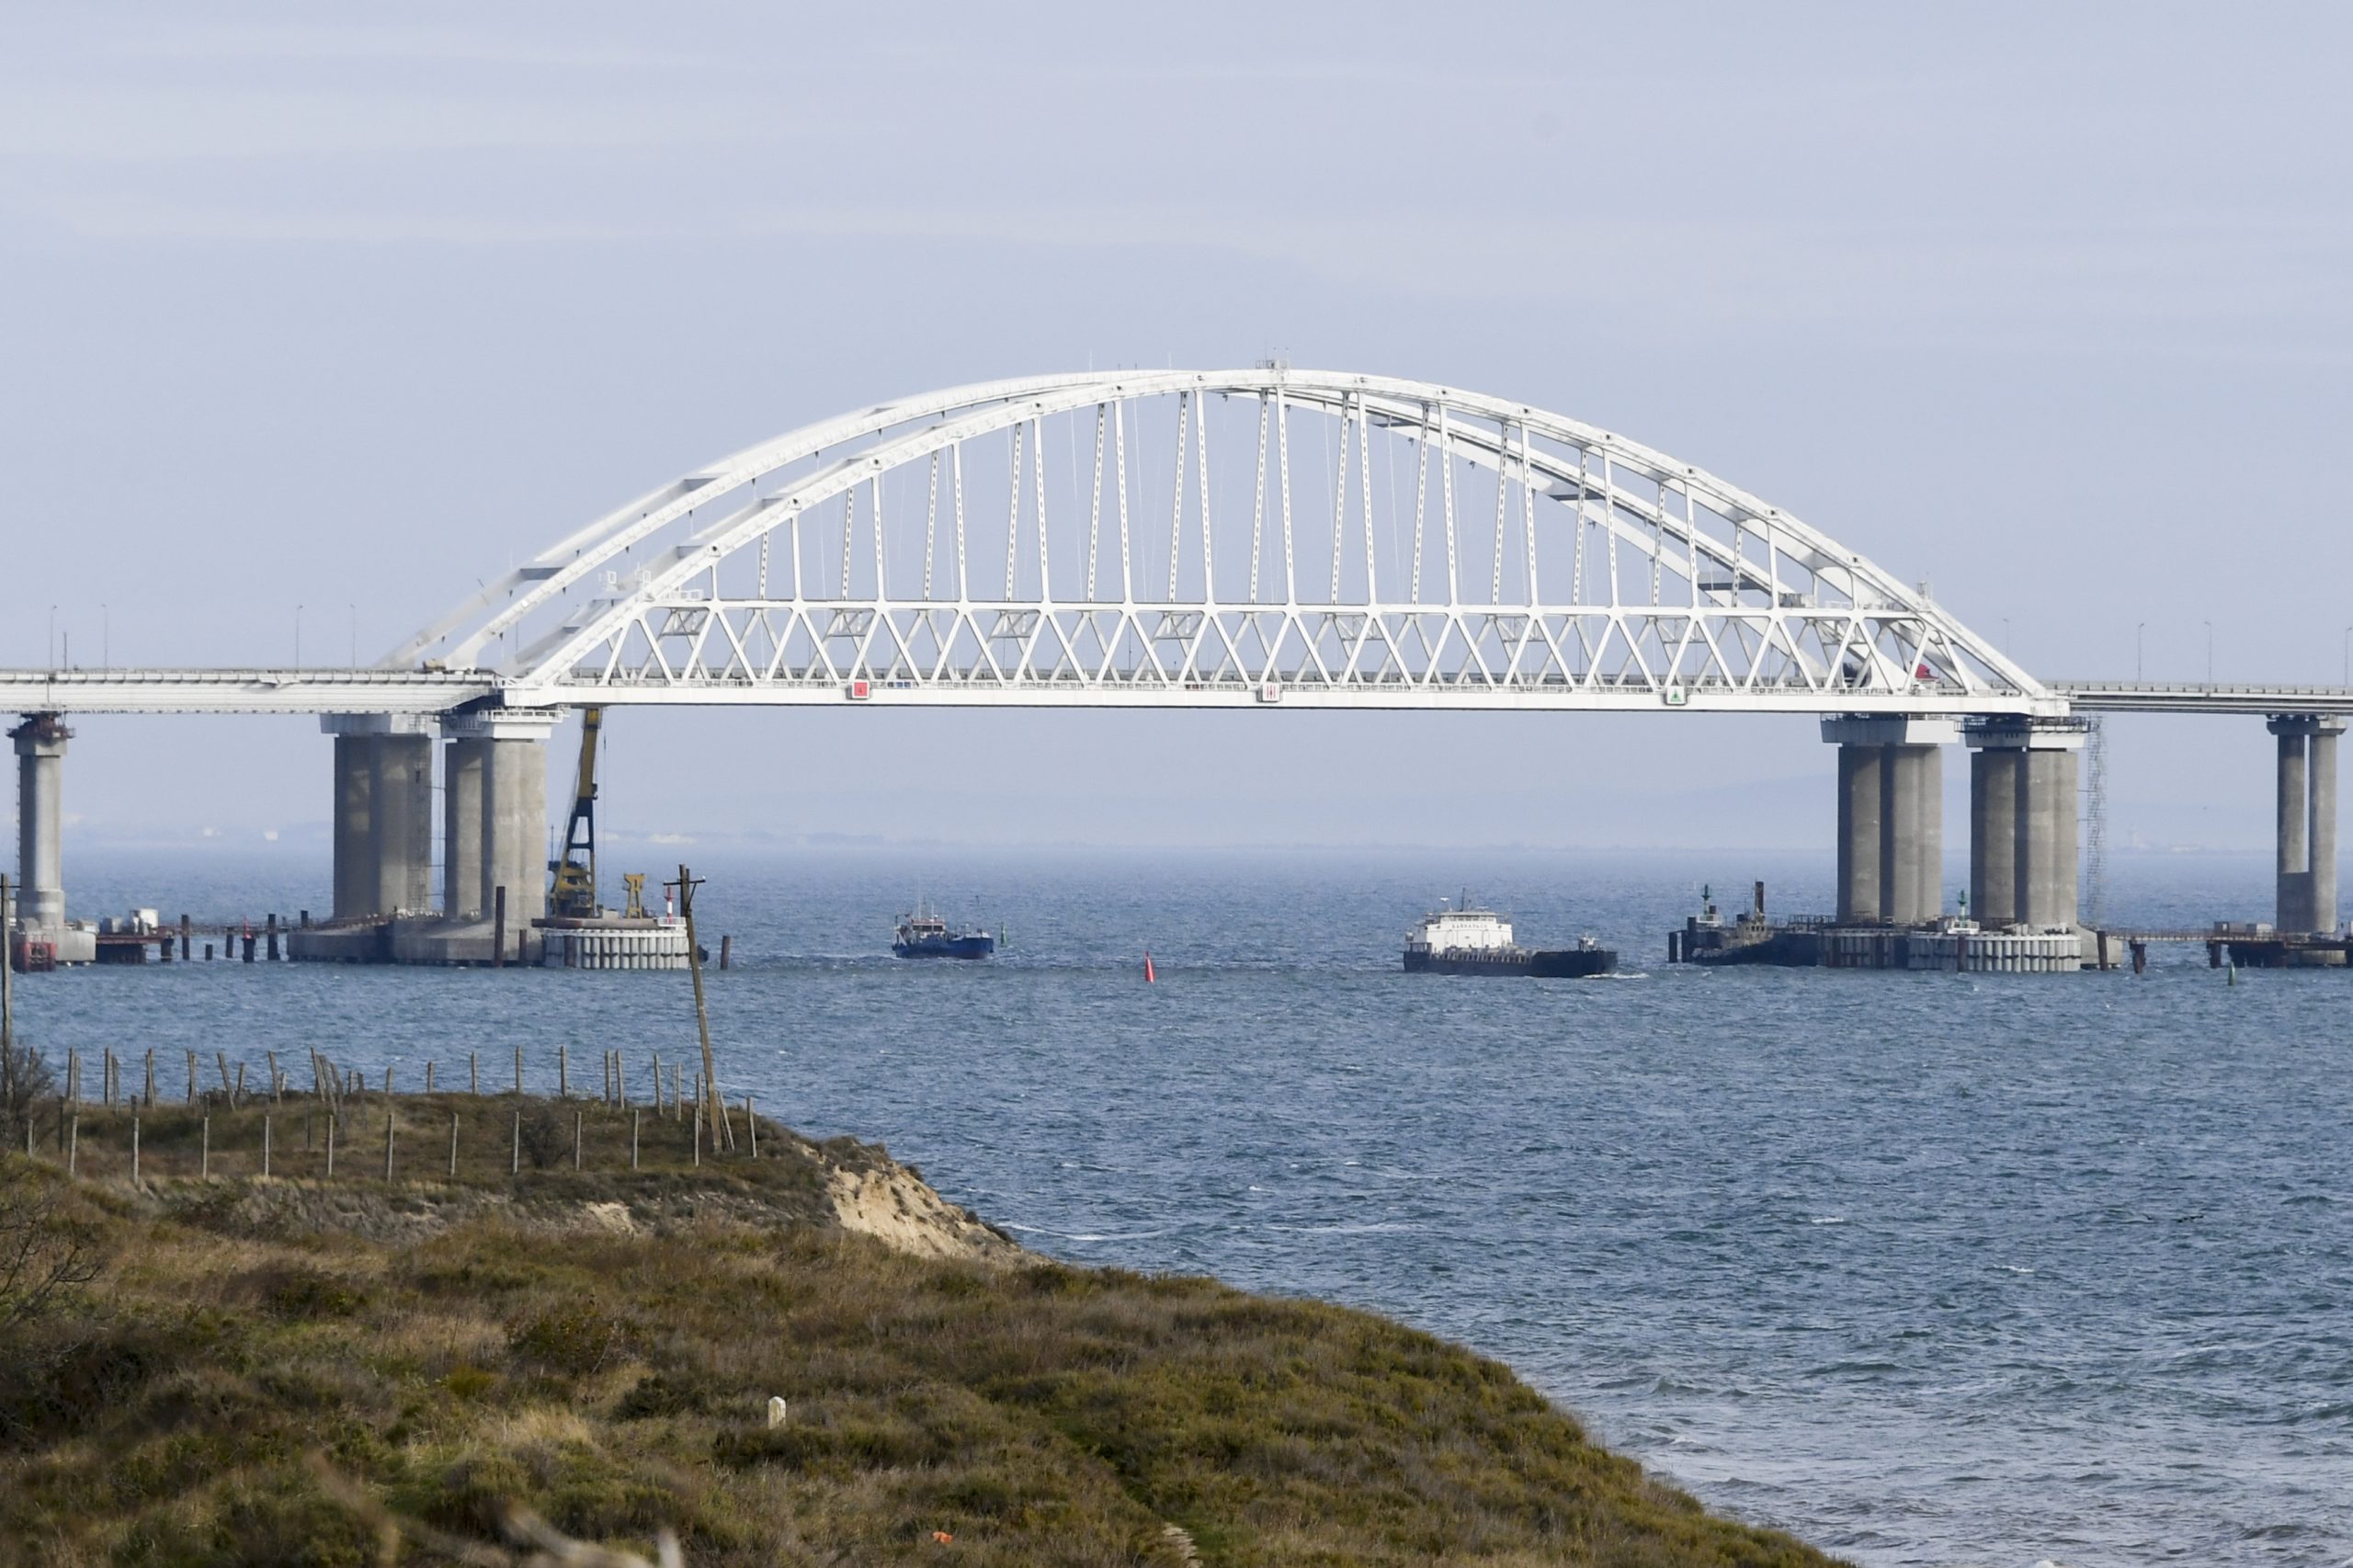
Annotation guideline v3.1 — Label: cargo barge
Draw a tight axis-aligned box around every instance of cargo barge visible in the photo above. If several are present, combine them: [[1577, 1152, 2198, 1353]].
[[1402, 899, 1616, 978]]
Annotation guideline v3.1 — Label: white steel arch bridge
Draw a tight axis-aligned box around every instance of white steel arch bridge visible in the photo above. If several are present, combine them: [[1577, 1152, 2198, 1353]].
[[363, 366, 2057, 719], [11, 366, 2353, 951]]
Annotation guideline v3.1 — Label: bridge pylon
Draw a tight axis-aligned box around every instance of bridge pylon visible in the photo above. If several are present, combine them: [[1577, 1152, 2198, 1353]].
[[1824, 716, 1957, 925], [2267, 713, 2343, 936], [1962, 717, 2086, 932]]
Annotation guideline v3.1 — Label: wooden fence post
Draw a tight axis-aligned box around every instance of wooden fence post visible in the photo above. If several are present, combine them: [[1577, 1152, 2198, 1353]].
[[573, 1110, 582, 1171], [199, 1115, 208, 1179], [631, 1108, 640, 1171], [384, 1108, 395, 1181], [131, 1115, 139, 1184], [262, 1114, 271, 1179], [325, 1113, 335, 1177], [746, 1095, 756, 1159], [449, 1112, 459, 1179], [511, 1110, 520, 1176], [470, 1051, 479, 1095]]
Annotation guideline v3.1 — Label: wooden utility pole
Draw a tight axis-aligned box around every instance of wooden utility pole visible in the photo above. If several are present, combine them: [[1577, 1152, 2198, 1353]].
[[668, 865, 734, 1151], [1, 873, 15, 1121]]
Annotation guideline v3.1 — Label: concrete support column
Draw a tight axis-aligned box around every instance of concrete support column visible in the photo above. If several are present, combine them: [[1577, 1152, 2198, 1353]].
[[1971, 717, 2085, 932], [1969, 745, 2021, 927], [9, 714, 70, 930], [2276, 722, 2311, 931], [370, 732, 435, 917], [331, 734, 375, 921], [1824, 716, 1957, 927], [449, 708, 562, 961], [442, 735, 488, 920], [1836, 743, 1882, 925], [2018, 746, 2079, 928], [324, 714, 434, 921], [1880, 744, 1942, 925], [2268, 715, 2343, 934], [2312, 722, 2341, 933]]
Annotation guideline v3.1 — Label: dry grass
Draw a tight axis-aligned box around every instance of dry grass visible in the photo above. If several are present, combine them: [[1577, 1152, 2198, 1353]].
[[0, 1106, 1845, 1568]]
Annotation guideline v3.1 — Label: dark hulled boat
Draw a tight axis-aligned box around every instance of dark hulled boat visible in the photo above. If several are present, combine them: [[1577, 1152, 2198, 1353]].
[[892, 906, 995, 960]]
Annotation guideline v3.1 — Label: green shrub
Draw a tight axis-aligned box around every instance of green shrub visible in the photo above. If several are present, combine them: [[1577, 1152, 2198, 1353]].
[[256, 1267, 369, 1320], [615, 1365, 720, 1421], [507, 1303, 627, 1377]]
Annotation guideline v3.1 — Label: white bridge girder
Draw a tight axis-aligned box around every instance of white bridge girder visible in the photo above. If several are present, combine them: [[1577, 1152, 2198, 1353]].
[[377, 368, 2061, 720]]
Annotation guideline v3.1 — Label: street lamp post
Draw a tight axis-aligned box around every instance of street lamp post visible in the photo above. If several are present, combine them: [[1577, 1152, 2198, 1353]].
[[2136, 621, 2145, 682]]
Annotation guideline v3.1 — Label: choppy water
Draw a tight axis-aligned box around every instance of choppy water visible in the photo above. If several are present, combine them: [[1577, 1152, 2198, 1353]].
[[19, 846, 2352, 1567]]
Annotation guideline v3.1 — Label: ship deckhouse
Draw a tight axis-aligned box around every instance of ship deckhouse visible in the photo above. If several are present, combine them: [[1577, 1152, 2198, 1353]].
[[1406, 904, 1516, 957]]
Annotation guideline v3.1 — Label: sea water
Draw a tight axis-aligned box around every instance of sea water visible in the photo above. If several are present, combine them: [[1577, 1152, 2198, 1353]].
[[19, 846, 2351, 1567]]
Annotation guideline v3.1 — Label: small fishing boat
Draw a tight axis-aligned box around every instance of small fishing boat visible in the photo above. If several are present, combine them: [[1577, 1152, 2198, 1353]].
[[892, 904, 995, 960]]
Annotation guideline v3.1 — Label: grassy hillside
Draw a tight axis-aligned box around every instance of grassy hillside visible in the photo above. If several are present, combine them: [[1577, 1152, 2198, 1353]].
[[0, 1098, 1841, 1567]]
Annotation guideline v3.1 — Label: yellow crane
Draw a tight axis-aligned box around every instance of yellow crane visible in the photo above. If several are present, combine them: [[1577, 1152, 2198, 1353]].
[[547, 707, 602, 918]]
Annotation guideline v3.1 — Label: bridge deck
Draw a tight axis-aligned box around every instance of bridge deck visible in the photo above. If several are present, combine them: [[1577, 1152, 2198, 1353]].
[[7, 669, 2353, 719]]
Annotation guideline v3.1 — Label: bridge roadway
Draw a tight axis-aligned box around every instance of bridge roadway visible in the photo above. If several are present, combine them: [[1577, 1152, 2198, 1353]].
[[7, 665, 2349, 974], [6, 668, 2351, 717]]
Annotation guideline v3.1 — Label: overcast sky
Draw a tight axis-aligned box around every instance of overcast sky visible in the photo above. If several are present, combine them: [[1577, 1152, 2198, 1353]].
[[5, 3, 2349, 853]]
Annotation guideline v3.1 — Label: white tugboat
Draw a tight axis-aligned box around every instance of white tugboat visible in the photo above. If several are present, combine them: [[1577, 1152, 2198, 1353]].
[[1403, 894, 1617, 978]]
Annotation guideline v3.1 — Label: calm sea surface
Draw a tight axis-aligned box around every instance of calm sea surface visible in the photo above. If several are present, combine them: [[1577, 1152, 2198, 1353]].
[[18, 846, 2352, 1568]]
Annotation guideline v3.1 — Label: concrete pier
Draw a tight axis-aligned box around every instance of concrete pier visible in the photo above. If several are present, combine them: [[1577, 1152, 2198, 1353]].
[[323, 715, 435, 920], [10, 713, 70, 930], [2268, 714, 2343, 934], [2018, 744, 2080, 928], [1964, 718, 2084, 931], [300, 708, 558, 965], [1836, 742, 1882, 924], [1824, 717, 1958, 926], [442, 733, 488, 920], [449, 708, 561, 961], [1881, 744, 1942, 926], [1968, 745, 2022, 926], [330, 733, 373, 921], [371, 731, 434, 916]]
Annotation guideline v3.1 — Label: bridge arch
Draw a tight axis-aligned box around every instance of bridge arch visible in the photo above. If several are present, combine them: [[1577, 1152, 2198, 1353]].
[[393, 369, 2052, 715]]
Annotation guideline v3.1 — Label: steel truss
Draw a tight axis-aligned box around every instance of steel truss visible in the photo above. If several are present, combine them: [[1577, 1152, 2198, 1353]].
[[393, 369, 2056, 716]]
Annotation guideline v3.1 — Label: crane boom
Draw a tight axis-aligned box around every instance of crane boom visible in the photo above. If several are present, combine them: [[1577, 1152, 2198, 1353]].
[[548, 707, 602, 919]]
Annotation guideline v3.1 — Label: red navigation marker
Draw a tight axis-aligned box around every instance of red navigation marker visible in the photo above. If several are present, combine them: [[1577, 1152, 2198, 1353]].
[[1143, 949, 1155, 984]]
